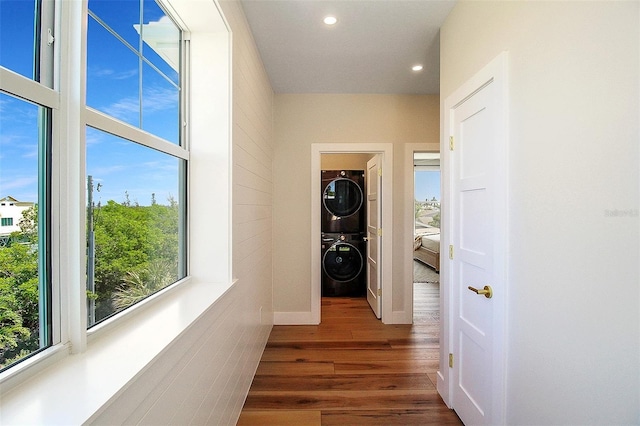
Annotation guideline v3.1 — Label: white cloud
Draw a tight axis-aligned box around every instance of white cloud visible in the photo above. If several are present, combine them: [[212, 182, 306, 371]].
[[85, 130, 106, 146], [21, 144, 38, 159], [91, 165, 126, 176], [0, 134, 38, 160], [0, 133, 21, 146], [142, 86, 179, 113], [102, 85, 177, 122], [0, 98, 9, 113], [0, 176, 38, 192], [90, 67, 138, 80], [103, 96, 139, 121], [155, 16, 173, 24], [113, 69, 138, 80]]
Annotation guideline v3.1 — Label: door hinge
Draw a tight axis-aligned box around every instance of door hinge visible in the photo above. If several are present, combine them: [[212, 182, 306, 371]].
[[377, 228, 382, 237], [378, 167, 382, 177], [47, 28, 55, 46], [377, 288, 382, 297], [449, 136, 454, 151], [449, 245, 454, 259], [449, 353, 454, 368]]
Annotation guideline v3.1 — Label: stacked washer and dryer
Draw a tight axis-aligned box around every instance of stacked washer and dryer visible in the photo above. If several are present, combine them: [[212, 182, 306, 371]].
[[321, 170, 366, 297]]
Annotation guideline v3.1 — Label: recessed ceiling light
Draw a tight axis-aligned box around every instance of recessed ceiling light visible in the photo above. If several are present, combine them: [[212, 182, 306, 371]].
[[323, 16, 337, 25], [412, 65, 424, 72]]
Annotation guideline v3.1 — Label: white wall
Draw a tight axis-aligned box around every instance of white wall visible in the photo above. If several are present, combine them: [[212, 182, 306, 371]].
[[441, 2, 639, 424], [221, 0, 274, 320], [84, 281, 266, 425], [273, 94, 439, 320], [0, 201, 32, 235]]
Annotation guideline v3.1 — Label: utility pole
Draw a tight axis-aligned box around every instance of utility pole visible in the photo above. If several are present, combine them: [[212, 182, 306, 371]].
[[87, 175, 96, 326]]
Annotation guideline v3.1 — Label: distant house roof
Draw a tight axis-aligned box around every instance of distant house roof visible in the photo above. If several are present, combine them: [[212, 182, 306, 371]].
[[0, 196, 35, 206]]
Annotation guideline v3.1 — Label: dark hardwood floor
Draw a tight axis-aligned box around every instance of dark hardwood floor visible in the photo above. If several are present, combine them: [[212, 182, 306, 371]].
[[237, 280, 461, 425]]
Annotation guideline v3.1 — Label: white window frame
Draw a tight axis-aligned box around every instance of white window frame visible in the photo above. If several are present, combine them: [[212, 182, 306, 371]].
[[0, 0, 59, 369], [83, 0, 189, 329]]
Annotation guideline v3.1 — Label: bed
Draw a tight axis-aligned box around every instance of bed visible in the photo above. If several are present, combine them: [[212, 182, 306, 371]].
[[414, 232, 440, 272]]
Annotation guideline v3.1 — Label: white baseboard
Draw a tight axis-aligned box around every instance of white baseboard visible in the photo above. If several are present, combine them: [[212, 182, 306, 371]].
[[274, 311, 317, 325], [391, 310, 412, 324], [437, 370, 451, 408]]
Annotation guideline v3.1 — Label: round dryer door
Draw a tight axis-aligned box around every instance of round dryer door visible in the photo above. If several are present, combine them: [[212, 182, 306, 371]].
[[323, 178, 363, 218], [322, 242, 363, 282]]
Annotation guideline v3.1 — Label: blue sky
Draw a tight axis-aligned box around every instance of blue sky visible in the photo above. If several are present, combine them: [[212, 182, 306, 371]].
[[0, 93, 40, 202], [0, 0, 180, 206], [0, 0, 38, 202], [415, 171, 440, 202]]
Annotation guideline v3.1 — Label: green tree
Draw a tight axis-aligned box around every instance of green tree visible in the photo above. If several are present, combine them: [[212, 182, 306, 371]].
[[112, 259, 176, 309], [90, 198, 179, 321], [1, 197, 182, 365], [431, 211, 441, 228], [0, 274, 31, 364], [18, 204, 38, 242], [0, 206, 40, 368], [415, 200, 426, 219]]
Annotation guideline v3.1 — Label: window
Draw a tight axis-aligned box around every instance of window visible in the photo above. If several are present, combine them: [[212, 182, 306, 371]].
[[414, 153, 441, 235], [1, 0, 187, 373], [87, 0, 180, 143], [85, 0, 186, 326], [0, 0, 53, 370]]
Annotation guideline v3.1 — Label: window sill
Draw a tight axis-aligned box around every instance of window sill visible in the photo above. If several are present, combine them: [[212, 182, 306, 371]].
[[0, 278, 234, 425]]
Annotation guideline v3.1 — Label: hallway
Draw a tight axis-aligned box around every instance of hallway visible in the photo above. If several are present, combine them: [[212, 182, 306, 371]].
[[237, 288, 461, 425]]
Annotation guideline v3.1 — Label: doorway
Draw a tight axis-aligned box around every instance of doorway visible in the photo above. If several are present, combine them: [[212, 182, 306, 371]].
[[403, 143, 439, 324], [311, 143, 393, 324], [320, 154, 368, 299], [412, 152, 441, 323]]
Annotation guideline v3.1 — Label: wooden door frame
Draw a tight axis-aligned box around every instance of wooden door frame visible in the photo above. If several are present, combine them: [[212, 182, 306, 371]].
[[438, 52, 509, 423], [311, 143, 393, 324]]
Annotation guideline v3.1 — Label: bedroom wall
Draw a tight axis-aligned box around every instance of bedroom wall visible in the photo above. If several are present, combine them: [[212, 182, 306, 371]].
[[441, 1, 639, 423], [273, 94, 439, 319]]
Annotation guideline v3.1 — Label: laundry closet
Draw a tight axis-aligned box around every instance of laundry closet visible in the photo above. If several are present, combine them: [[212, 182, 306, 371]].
[[320, 153, 374, 297]]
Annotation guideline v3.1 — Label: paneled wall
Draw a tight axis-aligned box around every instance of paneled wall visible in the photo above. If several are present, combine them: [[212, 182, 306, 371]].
[[87, 282, 267, 425], [223, 0, 274, 295]]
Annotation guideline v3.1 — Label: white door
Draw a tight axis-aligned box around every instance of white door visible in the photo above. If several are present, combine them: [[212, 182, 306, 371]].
[[366, 155, 381, 318], [447, 54, 507, 425]]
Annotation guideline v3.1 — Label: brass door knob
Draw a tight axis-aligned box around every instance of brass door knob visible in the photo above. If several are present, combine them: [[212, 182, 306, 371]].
[[468, 285, 493, 299]]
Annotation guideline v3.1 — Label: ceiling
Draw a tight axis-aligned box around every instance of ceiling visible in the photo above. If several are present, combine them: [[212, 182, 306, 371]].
[[239, 0, 456, 94]]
